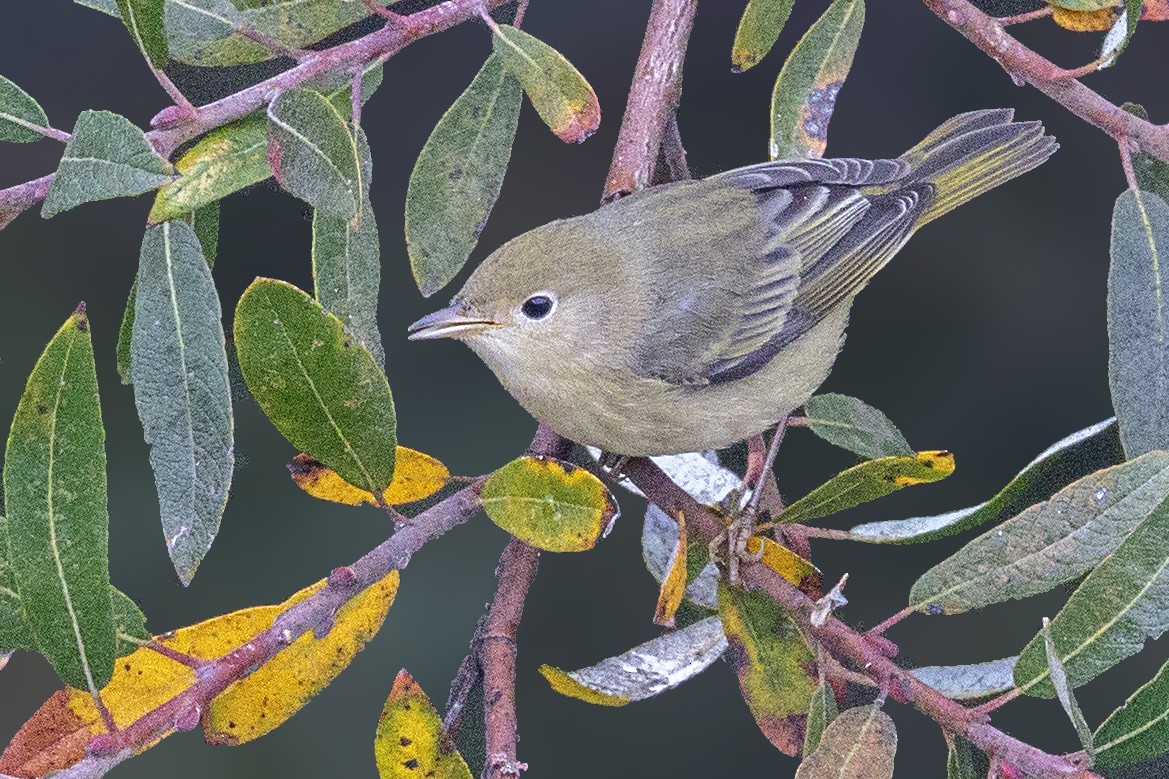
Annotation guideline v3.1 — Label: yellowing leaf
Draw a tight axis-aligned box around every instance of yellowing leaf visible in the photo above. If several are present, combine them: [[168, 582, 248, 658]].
[[289, 448, 450, 507], [1051, 5, 1117, 29], [654, 510, 687, 627], [0, 690, 95, 778], [747, 536, 819, 587], [480, 456, 618, 552], [538, 665, 630, 707], [374, 670, 472, 779]]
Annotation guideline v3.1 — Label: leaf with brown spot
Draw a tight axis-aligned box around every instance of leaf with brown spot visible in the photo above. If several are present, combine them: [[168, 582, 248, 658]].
[[374, 670, 472, 779], [288, 448, 449, 507], [794, 705, 896, 778]]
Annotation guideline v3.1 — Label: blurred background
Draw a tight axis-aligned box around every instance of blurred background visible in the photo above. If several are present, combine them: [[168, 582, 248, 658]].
[[1, 0, 1166, 776]]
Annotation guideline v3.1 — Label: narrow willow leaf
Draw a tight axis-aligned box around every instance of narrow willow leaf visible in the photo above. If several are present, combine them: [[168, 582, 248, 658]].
[[794, 705, 896, 779], [732, 0, 796, 72], [234, 278, 396, 495], [374, 670, 472, 779], [804, 681, 839, 755], [802, 393, 913, 460], [132, 221, 234, 585], [782, 451, 953, 525], [1014, 491, 1169, 697], [910, 657, 1016, 701], [490, 24, 600, 144], [1121, 104, 1169, 203], [910, 452, 1169, 614], [0, 76, 51, 143], [110, 589, 148, 651], [188, 201, 220, 264], [406, 54, 522, 297], [643, 503, 718, 610], [0, 514, 34, 651], [1099, 1, 1140, 68], [149, 114, 270, 223], [769, 0, 864, 160], [1109, 188, 1169, 458], [1042, 618, 1094, 753], [3, 306, 117, 690], [116, 283, 139, 385], [480, 456, 618, 552], [268, 88, 361, 219], [42, 111, 172, 217], [946, 736, 982, 779], [75, 0, 120, 14], [539, 615, 727, 706], [313, 128, 383, 365], [850, 418, 1122, 544], [117, 0, 168, 68], [1095, 656, 1169, 769]]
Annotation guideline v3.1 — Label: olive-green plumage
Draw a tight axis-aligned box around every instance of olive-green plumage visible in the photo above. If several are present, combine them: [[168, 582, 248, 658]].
[[409, 110, 1057, 456]]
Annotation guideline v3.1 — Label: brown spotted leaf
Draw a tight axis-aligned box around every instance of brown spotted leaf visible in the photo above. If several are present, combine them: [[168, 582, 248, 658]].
[[374, 670, 472, 779], [288, 448, 449, 507]]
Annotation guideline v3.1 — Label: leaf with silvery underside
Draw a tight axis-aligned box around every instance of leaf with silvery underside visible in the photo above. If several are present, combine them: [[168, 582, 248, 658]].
[[3, 306, 117, 691], [1013, 492, 1169, 697], [1121, 105, 1169, 203], [643, 503, 719, 610], [1094, 656, 1169, 770], [803, 681, 838, 755], [802, 393, 913, 460], [539, 615, 727, 706], [732, 0, 796, 72], [117, 0, 168, 68], [770, 0, 864, 160], [268, 88, 362, 219], [909, 452, 1169, 615], [407, 54, 522, 297], [75, 0, 120, 14], [1098, 1, 1140, 68], [794, 705, 896, 779], [1109, 188, 1169, 459], [0, 76, 51, 144], [909, 657, 1017, 701], [850, 418, 1122, 544], [1042, 618, 1094, 754], [595, 448, 742, 505], [42, 110, 172, 217]]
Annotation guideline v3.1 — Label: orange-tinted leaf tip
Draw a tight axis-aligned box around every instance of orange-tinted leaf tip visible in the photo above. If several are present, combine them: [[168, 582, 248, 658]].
[[537, 665, 629, 707], [554, 100, 601, 144], [0, 690, 91, 779]]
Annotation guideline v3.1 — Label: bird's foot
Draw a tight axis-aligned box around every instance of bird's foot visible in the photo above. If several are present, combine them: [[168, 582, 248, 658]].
[[595, 451, 630, 483], [709, 506, 766, 586]]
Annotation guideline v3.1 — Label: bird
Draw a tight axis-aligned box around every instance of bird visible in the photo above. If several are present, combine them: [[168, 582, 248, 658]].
[[409, 110, 1056, 457]]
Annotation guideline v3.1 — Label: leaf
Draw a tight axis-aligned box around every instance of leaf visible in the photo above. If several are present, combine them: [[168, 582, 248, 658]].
[[233, 278, 397, 496], [3, 306, 117, 690], [0, 75, 51, 143], [318, 61, 384, 115], [718, 582, 816, 756], [654, 509, 687, 627], [42, 110, 172, 217], [643, 503, 719, 610], [149, 113, 271, 223], [75, 0, 120, 14], [131, 221, 234, 585], [1042, 618, 1094, 754], [405, 54, 522, 297], [1099, 1, 1140, 68], [267, 88, 361, 219], [849, 418, 1122, 544], [1109, 188, 1169, 458], [781, 451, 953, 525], [374, 670, 472, 779], [117, 0, 168, 68], [490, 24, 600, 144], [946, 736, 983, 779], [1051, 5, 1117, 29], [732, 0, 796, 72], [794, 705, 896, 779], [909, 657, 1017, 701], [0, 513, 34, 651], [313, 127, 383, 365], [769, 0, 864, 160], [1094, 656, 1169, 769], [749, 536, 820, 587], [909, 452, 1169, 615], [538, 615, 727, 706], [803, 681, 839, 755], [480, 456, 618, 552], [801, 393, 913, 460], [1121, 104, 1169, 203], [1013, 492, 1169, 696], [600, 448, 741, 505], [288, 448, 449, 507]]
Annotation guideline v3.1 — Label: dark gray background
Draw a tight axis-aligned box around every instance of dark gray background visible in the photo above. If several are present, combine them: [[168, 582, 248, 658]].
[[1, 1, 1167, 776]]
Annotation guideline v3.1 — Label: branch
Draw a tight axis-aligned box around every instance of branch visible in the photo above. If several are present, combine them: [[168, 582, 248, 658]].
[[923, 0, 1169, 164]]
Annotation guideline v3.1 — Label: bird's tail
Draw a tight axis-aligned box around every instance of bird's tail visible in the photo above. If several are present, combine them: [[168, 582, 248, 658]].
[[897, 109, 1058, 227]]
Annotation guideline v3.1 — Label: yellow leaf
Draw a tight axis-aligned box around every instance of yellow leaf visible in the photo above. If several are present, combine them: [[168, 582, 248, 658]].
[[746, 536, 819, 587], [374, 670, 473, 779], [537, 664, 630, 707], [654, 509, 687, 627], [289, 447, 450, 506], [1051, 5, 1117, 30]]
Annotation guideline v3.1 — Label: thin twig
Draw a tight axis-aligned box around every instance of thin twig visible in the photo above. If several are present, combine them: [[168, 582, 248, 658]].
[[150, 68, 198, 118], [512, 0, 530, 27], [974, 686, 1025, 716], [361, 0, 401, 22], [1119, 137, 1139, 190], [746, 417, 787, 517], [997, 6, 1052, 25], [442, 616, 486, 737]]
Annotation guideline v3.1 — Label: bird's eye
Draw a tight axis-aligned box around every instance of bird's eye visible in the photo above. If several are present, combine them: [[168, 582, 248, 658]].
[[520, 294, 555, 320]]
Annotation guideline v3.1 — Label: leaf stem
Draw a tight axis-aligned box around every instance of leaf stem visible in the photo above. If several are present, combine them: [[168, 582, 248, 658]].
[[997, 6, 1052, 25], [1119, 136, 1139, 190]]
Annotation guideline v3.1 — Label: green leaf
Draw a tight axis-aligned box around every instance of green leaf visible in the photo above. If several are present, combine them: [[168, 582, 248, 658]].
[[802, 393, 913, 460], [406, 54, 522, 298], [1095, 656, 1169, 769], [76, 0, 121, 15], [319, 61, 384, 115], [0, 75, 51, 143], [718, 582, 816, 756], [538, 615, 727, 706], [1014, 493, 1169, 697], [1109, 188, 1169, 458], [909, 657, 1016, 701], [312, 127, 384, 366], [3, 306, 117, 690], [946, 736, 983, 779], [117, 0, 168, 68], [732, 0, 795, 72], [268, 88, 362, 219], [1099, 0, 1141, 68], [803, 681, 839, 755], [0, 514, 34, 652], [1042, 618, 1094, 754], [188, 201, 220, 265], [643, 503, 718, 609], [781, 451, 953, 525], [234, 278, 396, 496], [769, 0, 864, 160], [110, 589, 148, 652], [1048, 0, 1115, 8], [794, 705, 896, 779], [909, 452, 1169, 615], [849, 418, 1122, 544], [132, 221, 234, 586], [149, 113, 270, 223], [1121, 104, 1169, 203], [42, 110, 172, 218], [480, 456, 617, 552], [490, 24, 600, 144]]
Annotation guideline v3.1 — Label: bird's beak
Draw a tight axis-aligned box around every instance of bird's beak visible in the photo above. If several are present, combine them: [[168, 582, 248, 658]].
[[407, 302, 499, 341]]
